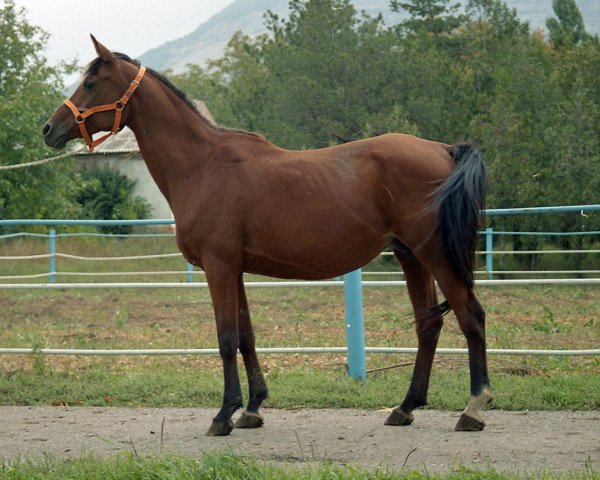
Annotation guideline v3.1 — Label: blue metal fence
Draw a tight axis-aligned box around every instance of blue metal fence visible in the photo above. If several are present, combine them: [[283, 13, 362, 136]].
[[1, 204, 600, 380], [481, 205, 600, 280]]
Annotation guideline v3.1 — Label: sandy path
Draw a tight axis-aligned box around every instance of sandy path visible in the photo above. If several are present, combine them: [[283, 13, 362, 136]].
[[0, 407, 598, 473]]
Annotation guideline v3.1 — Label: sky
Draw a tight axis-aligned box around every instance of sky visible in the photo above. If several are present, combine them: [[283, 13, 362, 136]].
[[13, 0, 235, 79]]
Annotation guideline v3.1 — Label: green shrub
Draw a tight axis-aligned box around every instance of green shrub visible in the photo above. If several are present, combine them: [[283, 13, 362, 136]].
[[75, 168, 151, 234]]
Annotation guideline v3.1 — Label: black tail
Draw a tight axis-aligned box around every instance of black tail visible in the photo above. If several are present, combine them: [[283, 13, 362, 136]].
[[435, 143, 486, 289]]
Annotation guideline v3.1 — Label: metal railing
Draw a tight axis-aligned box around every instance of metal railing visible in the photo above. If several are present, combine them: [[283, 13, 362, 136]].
[[2, 204, 600, 379], [2, 204, 600, 286]]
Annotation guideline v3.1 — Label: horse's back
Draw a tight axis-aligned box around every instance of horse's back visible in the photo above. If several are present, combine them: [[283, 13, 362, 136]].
[[234, 133, 454, 277], [176, 131, 456, 279], [365, 133, 453, 183]]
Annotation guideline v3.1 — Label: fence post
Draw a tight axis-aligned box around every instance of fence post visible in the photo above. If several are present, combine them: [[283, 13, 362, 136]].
[[343, 268, 366, 380], [187, 262, 194, 283], [49, 228, 56, 284], [485, 227, 493, 280]]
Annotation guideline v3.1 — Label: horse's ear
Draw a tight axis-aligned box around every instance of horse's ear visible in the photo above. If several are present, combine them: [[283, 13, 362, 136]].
[[90, 34, 114, 61]]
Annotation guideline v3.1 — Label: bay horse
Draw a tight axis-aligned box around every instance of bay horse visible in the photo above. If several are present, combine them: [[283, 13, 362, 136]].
[[43, 36, 491, 436]]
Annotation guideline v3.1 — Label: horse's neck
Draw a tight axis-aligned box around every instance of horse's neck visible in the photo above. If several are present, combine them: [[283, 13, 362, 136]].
[[126, 82, 217, 205]]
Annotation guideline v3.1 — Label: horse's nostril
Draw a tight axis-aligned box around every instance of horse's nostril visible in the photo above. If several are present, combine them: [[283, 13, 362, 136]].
[[42, 123, 52, 136]]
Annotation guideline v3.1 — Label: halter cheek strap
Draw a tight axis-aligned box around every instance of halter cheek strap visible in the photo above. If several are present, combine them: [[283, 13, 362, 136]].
[[64, 66, 146, 152]]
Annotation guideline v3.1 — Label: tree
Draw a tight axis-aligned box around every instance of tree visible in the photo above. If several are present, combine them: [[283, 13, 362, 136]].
[[259, 0, 371, 146], [76, 168, 150, 234], [211, 31, 274, 134], [465, 0, 529, 38], [383, 31, 469, 142], [249, 0, 418, 147], [0, 0, 79, 222], [391, 0, 464, 36], [190, 0, 407, 148], [546, 0, 590, 49], [168, 63, 239, 127]]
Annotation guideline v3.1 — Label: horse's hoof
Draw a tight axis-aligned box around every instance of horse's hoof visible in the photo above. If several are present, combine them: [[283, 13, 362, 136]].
[[234, 410, 264, 429], [384, 408, 414, 426], [455, 413, 485, 431], [205, 418, 234, 436]]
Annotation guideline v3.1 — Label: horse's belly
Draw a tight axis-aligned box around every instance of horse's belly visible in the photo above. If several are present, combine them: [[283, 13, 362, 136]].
[[242, 254, 330, 280], [242, 236, 387, 280]]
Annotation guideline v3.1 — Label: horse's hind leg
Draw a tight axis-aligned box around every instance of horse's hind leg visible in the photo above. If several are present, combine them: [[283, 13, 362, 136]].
[[433, 267, 492, 431], [385, 249, 444, 426], [234, 274, 269, 429], [454, 291, 492, 431]]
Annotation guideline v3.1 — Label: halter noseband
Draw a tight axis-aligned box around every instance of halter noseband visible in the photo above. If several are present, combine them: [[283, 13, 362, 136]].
[[64, 65, 146, 152]]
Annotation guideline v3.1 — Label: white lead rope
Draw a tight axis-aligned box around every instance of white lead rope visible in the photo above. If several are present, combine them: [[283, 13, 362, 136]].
[[0, 145, 86, 170]]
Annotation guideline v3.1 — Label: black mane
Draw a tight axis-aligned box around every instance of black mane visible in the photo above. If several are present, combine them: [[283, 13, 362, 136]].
[[85, 53, 204, 122], [85, 52, 272, 143]]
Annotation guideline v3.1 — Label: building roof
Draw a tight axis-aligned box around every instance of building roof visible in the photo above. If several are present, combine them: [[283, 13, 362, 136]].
[[74, 100, 215, 155]]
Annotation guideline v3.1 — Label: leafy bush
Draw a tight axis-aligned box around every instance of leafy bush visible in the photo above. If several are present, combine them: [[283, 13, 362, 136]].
[[75, 168, 151, 234]]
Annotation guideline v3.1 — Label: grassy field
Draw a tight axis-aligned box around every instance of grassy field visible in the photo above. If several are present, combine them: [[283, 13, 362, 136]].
[[0, 283, 598, 410], [1, 236, 599, 477], [0, 451, 597, 480], [0, 235, 599, 410]]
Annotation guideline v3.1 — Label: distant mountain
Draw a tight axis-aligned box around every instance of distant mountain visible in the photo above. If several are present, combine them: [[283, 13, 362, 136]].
[[139, 0, 289, 72], [139, 0, 600, 73]]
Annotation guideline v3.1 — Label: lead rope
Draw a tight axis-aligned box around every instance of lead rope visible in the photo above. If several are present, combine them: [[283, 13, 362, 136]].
[[0, 144, 88, 170]]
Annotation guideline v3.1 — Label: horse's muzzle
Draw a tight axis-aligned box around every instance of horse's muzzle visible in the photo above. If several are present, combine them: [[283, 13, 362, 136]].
[[42, 121, 68, 150]]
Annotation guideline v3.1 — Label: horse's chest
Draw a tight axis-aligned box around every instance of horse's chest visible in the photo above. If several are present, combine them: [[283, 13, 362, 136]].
[[174, 228, 206, 269], [175, 223, 243, 271]]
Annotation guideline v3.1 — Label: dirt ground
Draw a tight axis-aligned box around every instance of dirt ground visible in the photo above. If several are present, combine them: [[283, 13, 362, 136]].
[[0, 407, 598, 473]]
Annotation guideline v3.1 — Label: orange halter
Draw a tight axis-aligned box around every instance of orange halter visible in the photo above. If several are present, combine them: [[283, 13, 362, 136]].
[[64, 65, 146, 152]]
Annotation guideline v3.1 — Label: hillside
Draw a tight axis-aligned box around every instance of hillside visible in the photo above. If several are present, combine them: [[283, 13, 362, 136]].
[[139, 0, 600, 72]]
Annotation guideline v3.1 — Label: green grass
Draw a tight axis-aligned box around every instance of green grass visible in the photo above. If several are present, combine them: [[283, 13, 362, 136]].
[[0, 451, 597, 480], [1, 237, 599, 412], [1, 240, 599, 476], [0, 364, 598, 411]]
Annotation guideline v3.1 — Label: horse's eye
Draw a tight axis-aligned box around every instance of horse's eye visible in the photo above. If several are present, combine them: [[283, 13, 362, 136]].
[[83, 80, 95, 91]]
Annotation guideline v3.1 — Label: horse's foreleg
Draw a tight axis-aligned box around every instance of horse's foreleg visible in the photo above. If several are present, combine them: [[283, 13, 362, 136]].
[[385, 252, 443, 426], [234, 274, 269, 429], [204, 262, 243, 436]]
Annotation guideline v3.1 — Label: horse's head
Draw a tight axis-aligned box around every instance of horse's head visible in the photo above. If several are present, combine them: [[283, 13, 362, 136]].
[[43, 35, 145, 151]]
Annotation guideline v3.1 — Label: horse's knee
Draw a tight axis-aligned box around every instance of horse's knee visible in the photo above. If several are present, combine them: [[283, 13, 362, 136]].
[[218, 333, 239, 359], [238, 331, 256, 356]]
